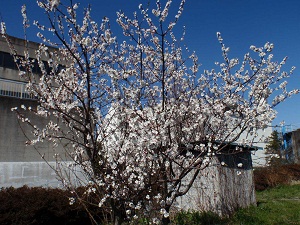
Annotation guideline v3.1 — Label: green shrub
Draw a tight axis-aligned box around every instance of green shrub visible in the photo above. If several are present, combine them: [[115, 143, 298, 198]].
[[0, 186, 104, 225]]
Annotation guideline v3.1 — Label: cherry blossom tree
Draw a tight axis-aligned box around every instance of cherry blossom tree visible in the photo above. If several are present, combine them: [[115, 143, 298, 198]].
[[1, 0, 298, 224]]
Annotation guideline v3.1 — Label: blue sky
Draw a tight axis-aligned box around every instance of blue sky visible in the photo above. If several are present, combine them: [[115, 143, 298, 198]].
[[1, 0, 300, 129]]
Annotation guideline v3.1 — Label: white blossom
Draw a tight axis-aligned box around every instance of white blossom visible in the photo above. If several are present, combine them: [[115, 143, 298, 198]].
[[48, 0, 60, 11]]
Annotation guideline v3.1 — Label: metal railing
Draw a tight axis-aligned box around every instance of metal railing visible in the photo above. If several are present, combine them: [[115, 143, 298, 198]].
[[0, 78, 36, 100]]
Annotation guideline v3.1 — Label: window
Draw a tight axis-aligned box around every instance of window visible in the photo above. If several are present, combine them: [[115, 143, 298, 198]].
[[0, 51, 18, 70]]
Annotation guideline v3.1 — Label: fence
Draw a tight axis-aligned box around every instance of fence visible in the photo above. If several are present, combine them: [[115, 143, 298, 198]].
[[0, 78, 35, 100]]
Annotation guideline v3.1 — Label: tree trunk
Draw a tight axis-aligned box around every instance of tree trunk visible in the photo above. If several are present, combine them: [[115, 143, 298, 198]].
[[161, 205, 171, 225], [162, 216, 171, 225], [111, 200, 125, 225], [113, 215, 122, 225]]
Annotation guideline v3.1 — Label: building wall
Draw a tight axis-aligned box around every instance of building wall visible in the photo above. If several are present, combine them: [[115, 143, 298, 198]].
[[0, 96, 62, 162], [237, 126, 273, 167], [280, 128, 300, 163], [0, 162, 60, 188], [291, 129, 300, 163], [0, 36, 70, 188], [0, 35, 57, 61], [0, 95, 75, 187]]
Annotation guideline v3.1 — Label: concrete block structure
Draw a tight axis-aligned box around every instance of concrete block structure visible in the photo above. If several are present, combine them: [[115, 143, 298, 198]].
[[176, 144, 256, 216]]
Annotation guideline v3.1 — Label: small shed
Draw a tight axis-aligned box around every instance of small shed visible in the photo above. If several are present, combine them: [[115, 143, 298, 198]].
[[176, 143, 256, 216]]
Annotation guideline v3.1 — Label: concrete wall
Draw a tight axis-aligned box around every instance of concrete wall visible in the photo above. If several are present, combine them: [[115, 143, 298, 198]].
[[0, 96, 65, 187], [0, 96, 61, 162], [0, 67, 21, 82], [0, 161, 88, 188], [0, 35, 58, 60], [0, 162, 60, 188], [176, 157, 256, 216], [0, 36, 75, 188]]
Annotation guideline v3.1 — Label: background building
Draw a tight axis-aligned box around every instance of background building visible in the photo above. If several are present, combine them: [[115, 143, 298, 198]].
[[281, 127, 300, 164], [241, 126, 273, 167], [0, 36, 64, 187]]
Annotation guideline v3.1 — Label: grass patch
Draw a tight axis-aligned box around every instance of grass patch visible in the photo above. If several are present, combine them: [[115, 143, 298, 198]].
[[169, 184, 300, 225], [230, 184, 300, 225], [257, 184, 300, 200]]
